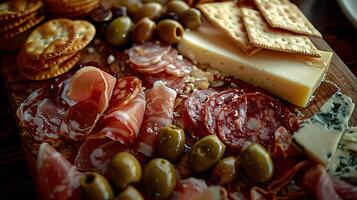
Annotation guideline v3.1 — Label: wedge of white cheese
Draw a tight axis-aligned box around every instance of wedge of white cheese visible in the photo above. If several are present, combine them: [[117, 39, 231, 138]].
[[178, 21, 333, 107], [328, 127, 357, 185], [292, 92, 355, 166]]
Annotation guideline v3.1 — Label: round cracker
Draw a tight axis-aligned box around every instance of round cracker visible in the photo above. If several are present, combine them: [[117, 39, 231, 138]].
[[25, 18, 77, 60], [19, 53, 80, 81], [0, 11, 37, 33], [2, 14, 44, 39], [17, 47, 76, 72], [0, 0, 43, 21], [64, 20, 96, 54]]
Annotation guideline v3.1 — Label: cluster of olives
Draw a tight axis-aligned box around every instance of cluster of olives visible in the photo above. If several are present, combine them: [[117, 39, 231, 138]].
[[79, 125, 275, 200], [101, 0, 202, 46]]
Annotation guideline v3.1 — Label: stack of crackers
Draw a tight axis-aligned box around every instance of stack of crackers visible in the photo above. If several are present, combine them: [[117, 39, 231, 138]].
[[43, 0, 100, 18], [17, 18, 96, 81], [197, 0, 322, 57], [0, 0, 45, 50]]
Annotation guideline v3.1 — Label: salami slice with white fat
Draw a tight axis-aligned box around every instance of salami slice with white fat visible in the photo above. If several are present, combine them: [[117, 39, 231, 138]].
[[37, 142, 82, 200], [217, 93, 283, 151], [163, 49, 193, 77], [106, 76, 142, 114], [182, 89, 217, 137], [145, 71, 186, 90], [204, 89, 242, 135], [128, 42, 171, 66], [130, 60, 169, 74]]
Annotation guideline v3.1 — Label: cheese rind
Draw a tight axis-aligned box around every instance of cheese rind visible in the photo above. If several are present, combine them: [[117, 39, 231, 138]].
[[177, 22, 333, 107], [292, 92, 355, 166]]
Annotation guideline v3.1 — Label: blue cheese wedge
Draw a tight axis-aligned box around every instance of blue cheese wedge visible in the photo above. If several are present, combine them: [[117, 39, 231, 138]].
[[292, 92, 355, 166], [178, 21, 333, 107], [328, 127, 357, 184]]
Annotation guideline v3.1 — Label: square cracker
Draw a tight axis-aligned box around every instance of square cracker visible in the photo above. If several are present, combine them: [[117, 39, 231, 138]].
[[254, 0, 322, 38], [240, 7, 320, 57], [197, 2, 261, 56]]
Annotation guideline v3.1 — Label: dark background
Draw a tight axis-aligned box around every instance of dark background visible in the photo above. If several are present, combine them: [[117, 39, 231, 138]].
[[0, 0, 357, 199]]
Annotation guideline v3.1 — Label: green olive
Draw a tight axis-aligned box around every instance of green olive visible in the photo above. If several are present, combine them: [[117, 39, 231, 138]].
[[143, 158, 176, 200], [142, 0, 167, 5], [212, 157, 238, 185], [106, 16, 134, 46], [134, 2, 163, 22], [115, 186, 143, 200], [108, 152, 142, 189], [240, 143, 274, 183], [157, 19, 184, 44], [181, 8, 202, 30], [80, 172, 114, 200], [115, 0, 142, 15], [157, 125, 185, 162], [166, 0, 189, 16], [132, 17, 157, 43], [189, 135, 225, 172]]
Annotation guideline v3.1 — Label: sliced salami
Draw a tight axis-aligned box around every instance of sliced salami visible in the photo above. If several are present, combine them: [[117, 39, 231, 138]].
[[133, 81, 177, 157], [217, 93, 283, 151], [106, 76, 142, 114], [204, 89, 242, 135], [145, 71, 186, 90], [37, 142, 83, 200], [182, 89, 217, 137], [164, 49, 193, 77], [130, 59, 169, 74], [128, 42, 171, 66]]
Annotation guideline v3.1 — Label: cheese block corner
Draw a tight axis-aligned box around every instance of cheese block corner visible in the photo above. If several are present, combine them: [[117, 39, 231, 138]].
[[178, 22, 333, 107]]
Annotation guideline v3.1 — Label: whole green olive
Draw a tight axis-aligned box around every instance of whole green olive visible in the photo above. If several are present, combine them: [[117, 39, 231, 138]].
[[166, 0, 189, 16], [212, 157, 238, 185], [240, 143, 274, 183], [133, 2, 163, 22], [157, 19, 184, 44], [106, 16, 134, 46], [142, 0, 167, 5], [80, 172, 114, 200], [116, 186, 143, 200], [115, 0, 142, 15], [132, 17, 157, 43], [143, 158, 176, 200], [157, 125, 185, 162], [189, 135, 225, 172], [181, 8, 202, 30], [108, 152, 142, 189]]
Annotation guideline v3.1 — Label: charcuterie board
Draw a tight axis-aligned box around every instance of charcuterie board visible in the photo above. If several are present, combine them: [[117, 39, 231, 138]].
[[2, 38, 356, 126]]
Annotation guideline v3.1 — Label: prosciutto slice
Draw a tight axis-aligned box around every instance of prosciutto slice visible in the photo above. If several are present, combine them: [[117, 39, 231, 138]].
[[60, 66, 116, 141], [134, 81, 177, 157], [96, 89, 146, 144], [37, 142, 83, 200]]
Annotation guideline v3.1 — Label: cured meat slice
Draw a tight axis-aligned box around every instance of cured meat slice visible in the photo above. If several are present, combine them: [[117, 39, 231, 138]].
[[75, 137, 125, 173], [217, 93, 283, 151], [37, 142, 82, 200], [60, 66, 116, 141], [130, 59, 169, 74], [97, 89, 146, 144], [333, 180, 357, 200], [133, 81, 177, 157], [204, 89, 242, 135], [106, 76, 142, 114], [128, 42, 171, 66], [182, 89, 217, 137], [145, 71, 186, 90], [303, 165, 342, 200], [164, 49, 193, 77]]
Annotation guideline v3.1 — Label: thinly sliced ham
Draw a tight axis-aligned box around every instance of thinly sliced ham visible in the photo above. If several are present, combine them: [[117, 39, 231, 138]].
[[96, 89, 146, 144], [37, 142, 83, 200], [60, 66, 116, 141], [133, 81, 177, 157]]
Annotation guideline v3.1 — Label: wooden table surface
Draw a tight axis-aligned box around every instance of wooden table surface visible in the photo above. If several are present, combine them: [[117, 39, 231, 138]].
[[1, 0, 357, 199]]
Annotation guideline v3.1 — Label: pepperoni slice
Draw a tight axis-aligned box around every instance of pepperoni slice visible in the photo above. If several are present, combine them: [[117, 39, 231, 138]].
[[106, 76, 142, 114], [204, 89, 242, 135], [182, 89, 217, 137], [217, 93, 283, 151], [128, 42, 171, 66], [145, 71, 186, 90], [37, 142, 82, 200]]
